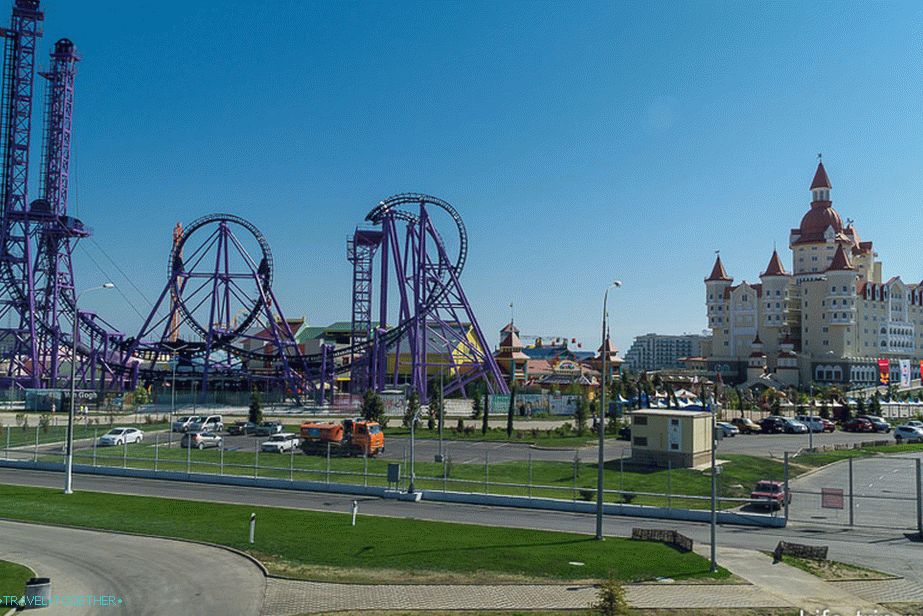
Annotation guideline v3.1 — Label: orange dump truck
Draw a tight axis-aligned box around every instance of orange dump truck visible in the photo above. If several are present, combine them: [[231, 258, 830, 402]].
[[299, 418, 384, 456]]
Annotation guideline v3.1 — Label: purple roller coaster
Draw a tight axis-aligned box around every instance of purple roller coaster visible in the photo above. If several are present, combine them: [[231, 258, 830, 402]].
[[0, 0, 507, 403]]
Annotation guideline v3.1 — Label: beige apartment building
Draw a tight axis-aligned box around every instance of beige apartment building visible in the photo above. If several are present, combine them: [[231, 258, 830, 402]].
[[704, 160, 921, 388]]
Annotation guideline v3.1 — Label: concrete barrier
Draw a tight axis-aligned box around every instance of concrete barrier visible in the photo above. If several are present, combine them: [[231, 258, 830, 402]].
[[0, 459, 786, 528]]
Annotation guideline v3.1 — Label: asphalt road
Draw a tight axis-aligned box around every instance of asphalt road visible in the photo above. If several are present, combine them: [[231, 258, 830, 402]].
[[789, 451, 922, 529], [0, 518, 265, 615], [2, 468, 921, 584], [716, 429, 894, 457]]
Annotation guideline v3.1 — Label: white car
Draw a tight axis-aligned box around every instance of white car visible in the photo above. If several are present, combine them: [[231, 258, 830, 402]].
[[261, 433, 299, 453], [794, 415, 825, 433], [716, 422, 739, 437], [894, 425, 923, 444], [906, 420, 923, 429], [98, 427, 144, 447]]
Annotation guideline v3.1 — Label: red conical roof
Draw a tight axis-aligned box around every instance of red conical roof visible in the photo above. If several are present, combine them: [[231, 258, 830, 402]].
[[811, 161, 831, 190], [761, 249, 788, 277], [705, 254, 732, 282], [827, 243, 855, 271]]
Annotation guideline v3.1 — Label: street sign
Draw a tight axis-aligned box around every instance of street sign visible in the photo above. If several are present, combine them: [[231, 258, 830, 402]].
[[821, 487, 844, 509]]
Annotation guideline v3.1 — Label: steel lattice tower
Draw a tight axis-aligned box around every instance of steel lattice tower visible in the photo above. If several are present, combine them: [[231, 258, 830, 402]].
[[32, 37, 82, 387], [0, 0, 42, 388]]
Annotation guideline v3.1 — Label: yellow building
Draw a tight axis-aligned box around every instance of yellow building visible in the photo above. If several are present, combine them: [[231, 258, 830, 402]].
[[629, 409, 713, 468]]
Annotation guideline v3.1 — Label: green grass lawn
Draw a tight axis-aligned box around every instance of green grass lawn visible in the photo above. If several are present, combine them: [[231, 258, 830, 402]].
[[58, 440, 788, 510], [0, 483, 728, 584], [383, 425, 604, 448], [0, 559, 33, 599], [795, 441, 923, 467], [0, 421, 168, 449]]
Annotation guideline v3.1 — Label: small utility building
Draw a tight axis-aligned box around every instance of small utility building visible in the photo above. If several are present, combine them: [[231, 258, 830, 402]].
[[629, 409, 712, 468]]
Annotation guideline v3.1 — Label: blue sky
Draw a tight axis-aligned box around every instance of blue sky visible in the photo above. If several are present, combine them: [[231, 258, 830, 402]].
[[30, 0, 923, 353]]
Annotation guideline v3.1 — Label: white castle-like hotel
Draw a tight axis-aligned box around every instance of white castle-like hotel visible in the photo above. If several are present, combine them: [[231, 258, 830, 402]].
[[705, 160, 921, 388]]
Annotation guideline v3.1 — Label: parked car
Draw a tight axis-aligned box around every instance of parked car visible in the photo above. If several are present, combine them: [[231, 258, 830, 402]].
[[227, 421, 258, 436], [750, 480, 790, 510], [730, 417, 761, 434], [180, 431, 223, 449], [189, 414, 224, 433], [906, 420, 923, 429], [254, 421, 284, 436], [794, 415, 835, 433], [261, 433, 300, 453], [857, 415, 891, 433], [894, 425, 923, 444], [98, 427, 144, 447], [759, 416, 788, 434], [782, 418, 808, 434], [843, 417, 874, 432], [716, 422, 739, 437], [171, 415, 202, 433]]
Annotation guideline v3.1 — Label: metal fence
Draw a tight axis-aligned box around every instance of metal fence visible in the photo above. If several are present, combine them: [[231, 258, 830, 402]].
[[786, 452, 923, 531], [0, 428, 770, 512]]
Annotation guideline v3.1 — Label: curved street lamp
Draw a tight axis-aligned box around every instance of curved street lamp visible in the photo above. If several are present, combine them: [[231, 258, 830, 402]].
[[64, 283, 115, 494], [596, 280, 622, 540]]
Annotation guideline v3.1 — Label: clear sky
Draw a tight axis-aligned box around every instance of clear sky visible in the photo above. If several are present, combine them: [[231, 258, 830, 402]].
[[29, 0, 923, 354]]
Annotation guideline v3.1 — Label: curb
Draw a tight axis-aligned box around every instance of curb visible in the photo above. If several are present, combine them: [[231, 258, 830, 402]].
[[0, 516, 269, 579], [1, 559, 35, 616]]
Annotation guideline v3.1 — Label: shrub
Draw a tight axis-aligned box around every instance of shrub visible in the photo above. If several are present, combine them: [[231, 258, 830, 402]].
[[593, 574, 629, 616], [456, 418, 465, 432], [579, 488, 596, 501], [463, 425, 475, 436], [621, 492, 636, 504]]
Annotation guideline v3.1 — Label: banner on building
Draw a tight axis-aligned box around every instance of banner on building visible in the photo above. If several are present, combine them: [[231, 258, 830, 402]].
[[878, 358, 890, 386], [900, 359, 911, 388]]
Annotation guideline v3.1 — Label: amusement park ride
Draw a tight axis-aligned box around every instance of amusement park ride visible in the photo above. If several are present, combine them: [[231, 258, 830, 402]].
[[0, 0, 507, 403]]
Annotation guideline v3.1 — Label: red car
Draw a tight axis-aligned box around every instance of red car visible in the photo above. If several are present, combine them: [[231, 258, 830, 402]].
[[750, 480, 790, 510], [820, 418, 836, 432], [843, 417, 874, 432]]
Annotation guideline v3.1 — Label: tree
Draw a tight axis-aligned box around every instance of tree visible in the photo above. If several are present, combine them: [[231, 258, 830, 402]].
[[855, 395, 866, 417], [428, 385, 444, 432], [870, 392, 882, 415], [506, 386, 516, 438], [574, 395, 589, 435], [736, 387, 745, 414], [592, 574, 629, 616], [481, 389, 489, 435], [361, 389, 387, 427], [248, 390, 263, 425], [403, 390, 421, 429], [471, 389, 482, 419], [133, 385, 150, 407]]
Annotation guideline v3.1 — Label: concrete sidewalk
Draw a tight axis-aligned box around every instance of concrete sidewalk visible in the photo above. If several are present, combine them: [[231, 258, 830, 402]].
[[697, 545, 890, 614], [261, 545, 919, 615]]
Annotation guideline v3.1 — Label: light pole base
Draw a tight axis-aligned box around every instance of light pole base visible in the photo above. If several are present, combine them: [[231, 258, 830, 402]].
[[434, 454, 445, 463], [63, 489, 73, 495]]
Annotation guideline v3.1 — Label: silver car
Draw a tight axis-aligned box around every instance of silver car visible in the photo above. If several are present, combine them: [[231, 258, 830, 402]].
[[171, 416, 202, 433], [180, 431, 222, 450], [98, 427, 144, 447], [894, 425, 923, 444]]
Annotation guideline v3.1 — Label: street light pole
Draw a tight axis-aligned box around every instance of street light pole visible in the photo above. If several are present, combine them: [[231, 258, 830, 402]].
[[65, 283, 115, 495], [707, 380, 718, 573], [436, 370, 444, 463], [596, 280, 621, 541]]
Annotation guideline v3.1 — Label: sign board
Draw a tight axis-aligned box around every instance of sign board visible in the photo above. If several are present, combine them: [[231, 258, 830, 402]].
[[387, 463, 401, 484], [900, 359, 911, 388], [821, 487, 844, 510]]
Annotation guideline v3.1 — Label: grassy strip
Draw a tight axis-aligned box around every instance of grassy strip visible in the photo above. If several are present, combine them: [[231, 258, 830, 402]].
[[0, 559, 33, 599], [796, 441, 923, 467], [777, 554, 895, 581], [300, 610, 795, 616], [0, 422, 168, 449], [56, 443, 790, 510], [382, 426, 601, 448], [0, 483, 727, 584]]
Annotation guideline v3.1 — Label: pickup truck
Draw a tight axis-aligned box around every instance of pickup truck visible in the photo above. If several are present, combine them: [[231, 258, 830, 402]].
[[750, 480, 790, 510]]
